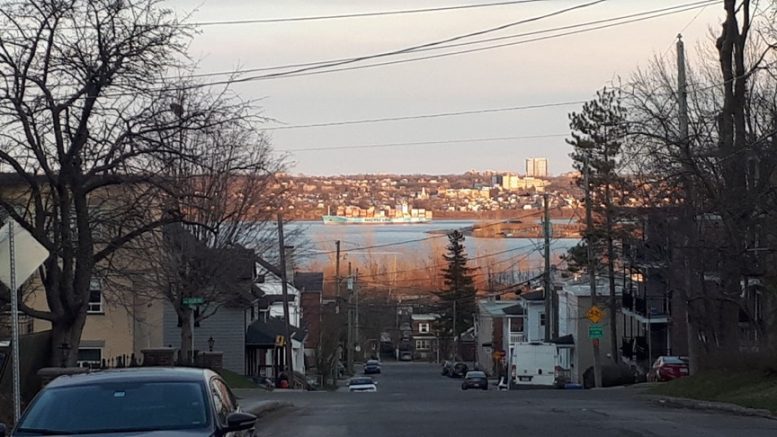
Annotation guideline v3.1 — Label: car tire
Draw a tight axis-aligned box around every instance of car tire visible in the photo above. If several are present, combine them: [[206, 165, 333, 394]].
[[462, 384, 468, 390]]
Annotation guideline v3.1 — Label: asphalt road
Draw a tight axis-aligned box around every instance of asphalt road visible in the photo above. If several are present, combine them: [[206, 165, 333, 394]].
[[246, 362, 777, 437]]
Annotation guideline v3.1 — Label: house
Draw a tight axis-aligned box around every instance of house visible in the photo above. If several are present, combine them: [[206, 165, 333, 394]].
[[557, 280, 623, 384], [244, 258, 306, 379], [475, 298, 525, 376], [295, 271, 324, 360], [410, 313, 439, 361]]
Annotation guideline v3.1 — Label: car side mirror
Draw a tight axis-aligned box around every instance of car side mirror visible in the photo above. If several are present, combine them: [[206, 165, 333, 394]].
[[225, 412, 256, 432], [0, 422, 7, 437]]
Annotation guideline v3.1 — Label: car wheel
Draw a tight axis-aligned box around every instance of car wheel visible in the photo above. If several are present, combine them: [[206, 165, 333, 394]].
[[462, 384, 468, 390]]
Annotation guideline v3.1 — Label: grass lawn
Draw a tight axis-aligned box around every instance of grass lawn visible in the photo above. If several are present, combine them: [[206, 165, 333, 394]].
[[650, 370, 777, 413], [220, 369, 258, 389]]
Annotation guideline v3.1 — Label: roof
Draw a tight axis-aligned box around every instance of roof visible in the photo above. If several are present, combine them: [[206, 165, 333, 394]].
[[257, 282, 298, 296], [478, 300, 519, 317], [294, 272, 324, 293], [502, 304, 525, 316], [46, 367, 212, 388], [246, 317, 305, 347], [519, 290, 545, 301]]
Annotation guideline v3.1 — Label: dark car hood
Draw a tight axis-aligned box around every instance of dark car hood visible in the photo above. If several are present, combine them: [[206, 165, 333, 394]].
[[14, 429, 212, 437]]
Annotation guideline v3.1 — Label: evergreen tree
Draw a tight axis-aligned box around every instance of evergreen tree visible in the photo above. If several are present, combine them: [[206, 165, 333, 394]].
[[566, 87, 630, 361], [436, 230, 478, 341]]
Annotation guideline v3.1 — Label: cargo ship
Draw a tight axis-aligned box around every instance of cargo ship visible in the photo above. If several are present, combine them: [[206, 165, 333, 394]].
[[322, 203, 432, 224]]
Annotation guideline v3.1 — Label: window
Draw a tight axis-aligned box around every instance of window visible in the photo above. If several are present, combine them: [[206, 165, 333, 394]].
[[18, 382, 208, 433], [540, 313, 546, 326], [77, 348, 102, 368], [87, 278, 103, 314], [419, 322, 430, 334], [415, 339, 431, 350], [210, 378, 235, 425]]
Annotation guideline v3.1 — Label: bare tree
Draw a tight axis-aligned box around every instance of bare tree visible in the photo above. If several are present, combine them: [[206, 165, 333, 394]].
[[622, 0, 777, 370], [0, 0, 212, 365], [122, 89, 285, 363]]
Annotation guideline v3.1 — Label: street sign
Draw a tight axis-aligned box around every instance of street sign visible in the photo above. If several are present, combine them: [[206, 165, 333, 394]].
[[275, 335, 285, 347], [183, 296, 205, 307], [586, 306, 604, 324], [0, 219, 49, 288], [588, 324, 604, 339]]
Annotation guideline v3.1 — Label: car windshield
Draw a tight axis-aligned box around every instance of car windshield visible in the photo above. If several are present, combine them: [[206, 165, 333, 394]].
[[661, 357, 687, 365], [17, 381, 209, 434], [350, 378, 374, 385], [466, 372, 486, 378], [366, 360, 379, 365]]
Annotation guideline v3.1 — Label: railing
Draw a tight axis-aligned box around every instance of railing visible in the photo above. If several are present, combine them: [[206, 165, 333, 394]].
[[509, 333, 526, 344]]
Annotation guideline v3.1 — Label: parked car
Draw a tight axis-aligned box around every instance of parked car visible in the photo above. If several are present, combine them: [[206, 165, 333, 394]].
[[449, 362, 468, 378], [461, 371, 489, 390], [363, 359, 382, 374], [441, 360, 455, 376], [2, 367, 256, 437], [648, 356, 689, 382], [399, 351, 413, 361], [348, 377, 378, 392]]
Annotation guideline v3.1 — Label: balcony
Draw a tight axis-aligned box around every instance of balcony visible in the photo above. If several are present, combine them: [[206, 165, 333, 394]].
[[623, 296, 668, 324]]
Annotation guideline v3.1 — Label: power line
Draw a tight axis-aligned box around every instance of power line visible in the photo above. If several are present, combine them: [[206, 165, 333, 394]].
[[249, 1, 713, 82], [240, 0, 605, 81], [279, 133, 568, 153], [160, 0, 604, 91], [178, 0, 711, 86], [265, 101, 586, 131], [190, 1, 553, 26]]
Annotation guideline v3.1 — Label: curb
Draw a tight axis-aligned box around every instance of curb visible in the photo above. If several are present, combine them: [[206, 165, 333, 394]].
[[246, 401, 293, 418], [648, 395, 777, 420]]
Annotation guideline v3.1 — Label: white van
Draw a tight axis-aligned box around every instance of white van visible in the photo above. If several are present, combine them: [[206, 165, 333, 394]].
[[512, 342, 558, 386]]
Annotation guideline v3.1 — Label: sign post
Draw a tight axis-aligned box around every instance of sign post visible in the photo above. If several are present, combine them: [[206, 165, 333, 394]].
[[0, 218, 50, 423], [183, 297, 204, 363]]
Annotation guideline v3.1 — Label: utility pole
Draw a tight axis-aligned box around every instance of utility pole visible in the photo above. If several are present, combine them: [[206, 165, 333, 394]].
[[543, 193, 554, 341], [335, 241, 341, 314], [677, 33, 695, 373], [346, 262, 354, 374], [355, 268, 360, 361], [277, 214, 294, 383], [677, 34, 689, 145], [584, 157, 603, 388]]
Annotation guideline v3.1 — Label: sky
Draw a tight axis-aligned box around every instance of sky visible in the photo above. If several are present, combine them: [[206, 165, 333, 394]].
[[167, 0, 726, 176]]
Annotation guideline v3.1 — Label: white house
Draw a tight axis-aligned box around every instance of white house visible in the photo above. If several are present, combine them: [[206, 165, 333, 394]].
[[557, 279, 623, 384]]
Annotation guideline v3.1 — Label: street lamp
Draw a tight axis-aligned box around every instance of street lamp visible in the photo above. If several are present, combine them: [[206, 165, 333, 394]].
[[208, 336, 215, 352]]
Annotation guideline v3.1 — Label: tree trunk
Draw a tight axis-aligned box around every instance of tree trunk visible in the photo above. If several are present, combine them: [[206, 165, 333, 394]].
[[50, 312, 87, 367], [179, 308, 193, 365]]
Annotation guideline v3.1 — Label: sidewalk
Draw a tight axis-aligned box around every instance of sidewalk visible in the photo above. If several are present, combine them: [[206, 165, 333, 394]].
[[242, 399, 293, 418], [647, 394, 777, 420]]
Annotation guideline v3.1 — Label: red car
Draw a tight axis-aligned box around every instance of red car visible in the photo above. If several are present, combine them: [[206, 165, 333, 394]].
[[648, 356, 689, 382]]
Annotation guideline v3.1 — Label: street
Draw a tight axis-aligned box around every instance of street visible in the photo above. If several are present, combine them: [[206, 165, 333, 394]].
[[246, 362, 777, 437]]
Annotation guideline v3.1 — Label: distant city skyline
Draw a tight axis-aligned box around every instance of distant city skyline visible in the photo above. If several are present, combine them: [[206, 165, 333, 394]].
[[169, 1, 726, 175]]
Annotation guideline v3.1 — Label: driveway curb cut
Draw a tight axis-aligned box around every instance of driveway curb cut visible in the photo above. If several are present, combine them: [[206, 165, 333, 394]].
[[648, 395, 777, 420]]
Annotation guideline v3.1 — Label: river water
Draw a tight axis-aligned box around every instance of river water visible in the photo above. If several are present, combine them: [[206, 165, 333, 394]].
[[289, 220, 579, 279]]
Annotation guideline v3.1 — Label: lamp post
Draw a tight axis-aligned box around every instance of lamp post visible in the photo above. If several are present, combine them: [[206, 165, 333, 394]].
[[208, 336, 215, 352]]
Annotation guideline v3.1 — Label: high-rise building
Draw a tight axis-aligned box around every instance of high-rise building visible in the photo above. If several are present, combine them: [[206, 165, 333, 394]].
[[525, 158, 549, 177]]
